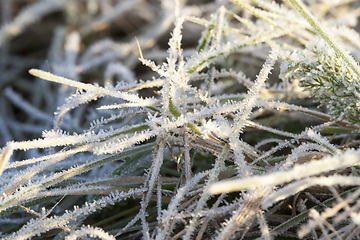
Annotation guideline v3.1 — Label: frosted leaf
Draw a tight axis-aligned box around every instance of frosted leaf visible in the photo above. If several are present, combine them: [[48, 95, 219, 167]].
[[0, 0, 66, 46]]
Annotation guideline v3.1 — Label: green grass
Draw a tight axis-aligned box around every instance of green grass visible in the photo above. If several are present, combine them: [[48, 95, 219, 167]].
[[1, 0, 360, 239]]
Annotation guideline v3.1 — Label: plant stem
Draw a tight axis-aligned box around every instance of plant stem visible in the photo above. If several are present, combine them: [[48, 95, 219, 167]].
[[289, 0, 360, 78]]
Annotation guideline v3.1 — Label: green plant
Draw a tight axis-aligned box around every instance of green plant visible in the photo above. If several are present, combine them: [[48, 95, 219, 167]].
[[1, 0, 360, 239]]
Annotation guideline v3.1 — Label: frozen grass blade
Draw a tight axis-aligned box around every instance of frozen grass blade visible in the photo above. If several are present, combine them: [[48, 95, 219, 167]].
[[289, 0, 360, 78], [2, 1, 360, 239], [210, 148, 360, 195]]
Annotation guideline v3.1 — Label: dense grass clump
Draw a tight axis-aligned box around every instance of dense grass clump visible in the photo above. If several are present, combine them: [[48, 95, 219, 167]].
[[1, 0, 360, 239]]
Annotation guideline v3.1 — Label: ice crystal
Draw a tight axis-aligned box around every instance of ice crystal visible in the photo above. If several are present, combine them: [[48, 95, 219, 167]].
[[1, 0, 360, 239]]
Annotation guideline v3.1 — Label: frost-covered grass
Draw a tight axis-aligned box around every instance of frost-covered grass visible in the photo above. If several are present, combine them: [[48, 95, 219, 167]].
[[1, 0, 360, 239]]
